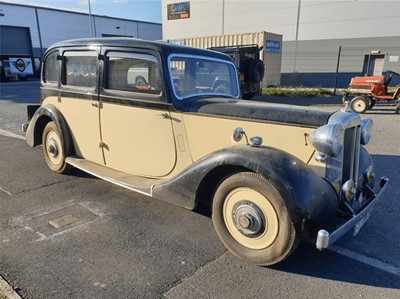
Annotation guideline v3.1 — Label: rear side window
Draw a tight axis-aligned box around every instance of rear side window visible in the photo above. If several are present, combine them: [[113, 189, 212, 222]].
[[105, 52, 161, 95], [63, 51, 97, 88], [43, 52, 59, 84]]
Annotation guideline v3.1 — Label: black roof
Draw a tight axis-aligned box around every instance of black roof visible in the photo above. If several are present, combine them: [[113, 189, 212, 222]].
[[46, 38, 232, 61]]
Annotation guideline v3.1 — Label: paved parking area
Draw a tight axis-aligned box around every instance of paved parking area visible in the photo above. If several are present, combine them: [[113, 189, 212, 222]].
[[1, 81, 399, 298]]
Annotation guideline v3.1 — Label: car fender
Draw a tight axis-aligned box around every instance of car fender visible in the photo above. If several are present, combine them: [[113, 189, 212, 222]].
[[26, 104, 72, 154], [152, 145, 339, 239]]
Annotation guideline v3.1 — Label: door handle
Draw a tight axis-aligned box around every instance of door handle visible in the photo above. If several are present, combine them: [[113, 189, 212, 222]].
[[92, 103, 99, 108], [161, 113, 170, 119]]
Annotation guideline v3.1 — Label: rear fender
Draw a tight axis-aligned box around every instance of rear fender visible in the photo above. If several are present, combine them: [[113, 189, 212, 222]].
[[26, 105, 71, 155]]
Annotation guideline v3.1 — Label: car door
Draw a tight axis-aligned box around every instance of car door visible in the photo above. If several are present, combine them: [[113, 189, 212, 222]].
[[99, 49, 177, 177], [58, 49, 104, 165]]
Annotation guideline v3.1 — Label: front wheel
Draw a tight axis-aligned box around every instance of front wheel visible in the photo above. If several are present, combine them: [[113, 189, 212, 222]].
[[212, 172, 298, 266], [350, 96, 368, 113], [42, 121, 71, 174]]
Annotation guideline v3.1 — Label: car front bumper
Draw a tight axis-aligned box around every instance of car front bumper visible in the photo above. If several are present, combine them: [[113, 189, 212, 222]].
[[316, 176, 389, 250]]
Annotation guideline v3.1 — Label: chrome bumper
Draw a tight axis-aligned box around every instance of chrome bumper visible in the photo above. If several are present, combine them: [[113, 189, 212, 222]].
[[316, 177, 389, 250]]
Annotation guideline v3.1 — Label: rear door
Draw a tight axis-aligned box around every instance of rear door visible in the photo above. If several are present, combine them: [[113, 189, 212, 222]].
[[58, 49, 103, 164], [98, 48, 177, 177]]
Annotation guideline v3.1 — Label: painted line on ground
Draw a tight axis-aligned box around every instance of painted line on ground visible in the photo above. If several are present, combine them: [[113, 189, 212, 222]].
[[330, 245, 400, 277], [0, 274, 22, 299], [0, 129, 25, 140], [0, 187, 12, 196]]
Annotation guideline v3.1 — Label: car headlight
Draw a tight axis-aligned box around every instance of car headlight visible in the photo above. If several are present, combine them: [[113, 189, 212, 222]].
[[360, 118, 373, 145], [309, 123, 344, 157], [342, 179, 356, 201]]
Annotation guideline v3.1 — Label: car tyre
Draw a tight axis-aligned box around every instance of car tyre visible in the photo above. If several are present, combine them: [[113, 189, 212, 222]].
[[212, 172, 298, 266], [42, 121, 72, 174], [214, 83, 231, 94]]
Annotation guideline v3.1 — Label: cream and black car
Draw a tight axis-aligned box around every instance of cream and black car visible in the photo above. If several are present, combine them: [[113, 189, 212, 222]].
[[24, 38, 388, 266]]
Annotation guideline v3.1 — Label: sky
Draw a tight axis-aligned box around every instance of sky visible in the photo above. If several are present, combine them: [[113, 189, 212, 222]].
[[2, 0, 162, 23]]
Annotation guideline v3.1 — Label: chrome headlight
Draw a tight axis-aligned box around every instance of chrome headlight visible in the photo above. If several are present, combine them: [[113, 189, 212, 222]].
[[309, 124, 344, 157], [342, 179, 356, 201], [363, 165, 375, 186], [360, 118, 373, 145]]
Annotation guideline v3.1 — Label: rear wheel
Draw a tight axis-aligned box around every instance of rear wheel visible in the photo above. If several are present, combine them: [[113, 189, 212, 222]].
[[350, 96, 368, 114], [367, 98, 376, 110], [42, 121, 71, 174], [242, 92, 256, 100], [212, 172, 298, 266], [214, 83, 230, 94]]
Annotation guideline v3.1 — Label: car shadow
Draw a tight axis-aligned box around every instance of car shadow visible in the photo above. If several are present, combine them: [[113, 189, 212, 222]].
[[271, 241, 400, 289], [64, 152, 400, 291]]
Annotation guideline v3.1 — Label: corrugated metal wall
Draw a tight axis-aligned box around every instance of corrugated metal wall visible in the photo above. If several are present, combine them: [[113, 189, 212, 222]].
[[182, 31, 282, 87]]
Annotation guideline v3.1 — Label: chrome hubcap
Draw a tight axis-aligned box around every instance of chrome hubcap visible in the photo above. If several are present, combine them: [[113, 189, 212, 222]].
[[48, 139, 58, 157], [232, 201, 265, 237]]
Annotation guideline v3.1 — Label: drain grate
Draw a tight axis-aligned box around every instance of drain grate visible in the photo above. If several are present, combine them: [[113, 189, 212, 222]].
[[49, 214, 79, 229]]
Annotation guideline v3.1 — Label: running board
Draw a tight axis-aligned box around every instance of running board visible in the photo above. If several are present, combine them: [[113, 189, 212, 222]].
[[66, 157, 159, 197]]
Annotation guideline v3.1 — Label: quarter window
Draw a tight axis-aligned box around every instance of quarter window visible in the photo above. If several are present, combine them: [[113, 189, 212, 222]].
[[105, 52, 161, 95], [63, 52, 97, 88]]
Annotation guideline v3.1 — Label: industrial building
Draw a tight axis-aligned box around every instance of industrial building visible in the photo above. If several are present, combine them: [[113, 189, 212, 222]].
[[162, 0, 400, 88], [0, 1, 162, 79]]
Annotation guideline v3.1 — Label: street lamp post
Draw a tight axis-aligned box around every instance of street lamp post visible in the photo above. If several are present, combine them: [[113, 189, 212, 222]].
[[88, 0, 94, 37], [293, 0, 301, 73]]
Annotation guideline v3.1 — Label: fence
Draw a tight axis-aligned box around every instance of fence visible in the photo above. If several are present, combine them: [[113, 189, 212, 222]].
[[279, 45, 400, 89]]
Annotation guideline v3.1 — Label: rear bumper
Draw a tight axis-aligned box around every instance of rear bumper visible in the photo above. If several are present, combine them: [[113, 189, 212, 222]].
[[316, 177, 389, 250]]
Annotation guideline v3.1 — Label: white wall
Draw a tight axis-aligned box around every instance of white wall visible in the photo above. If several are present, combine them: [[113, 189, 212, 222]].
[[0, 2, 162, 54], [0, 3, 40, 48], [162, 0, 400, 41], [37, 9, 91, 47]]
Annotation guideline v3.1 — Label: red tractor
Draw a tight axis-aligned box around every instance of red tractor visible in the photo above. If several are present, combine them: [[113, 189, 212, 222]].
[[346, 70, 400, 114]]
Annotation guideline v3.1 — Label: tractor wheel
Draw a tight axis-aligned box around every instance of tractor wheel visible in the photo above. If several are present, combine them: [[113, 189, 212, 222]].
[[368, 98, 376, 110], [395, 98, 400, 114], [350, 96, 368, 114]]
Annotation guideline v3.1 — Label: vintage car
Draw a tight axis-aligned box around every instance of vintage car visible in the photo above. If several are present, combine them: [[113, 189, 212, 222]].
[[24, 38, 388, 266]]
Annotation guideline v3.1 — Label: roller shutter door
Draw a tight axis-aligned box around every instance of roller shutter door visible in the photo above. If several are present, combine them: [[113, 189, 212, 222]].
[[0, 26, 32, 56]]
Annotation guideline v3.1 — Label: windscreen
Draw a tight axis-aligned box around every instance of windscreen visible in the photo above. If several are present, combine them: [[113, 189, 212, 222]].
[[168, 54, 240, 100]]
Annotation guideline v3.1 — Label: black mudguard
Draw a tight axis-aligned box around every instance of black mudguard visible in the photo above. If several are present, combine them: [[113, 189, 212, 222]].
[[26, 104, 71, 155], [152, 145, 340, 240]]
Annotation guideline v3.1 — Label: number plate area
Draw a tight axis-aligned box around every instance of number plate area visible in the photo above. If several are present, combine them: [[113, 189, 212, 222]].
[[353, 210, 372, 236]]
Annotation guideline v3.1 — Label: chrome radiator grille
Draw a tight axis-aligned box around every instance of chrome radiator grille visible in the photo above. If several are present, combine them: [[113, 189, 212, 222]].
[[325, 124, 361, 195], [342, 125, 361, 186]]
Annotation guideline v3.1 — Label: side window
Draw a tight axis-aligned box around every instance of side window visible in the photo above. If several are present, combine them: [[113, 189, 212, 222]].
[[43, 51, 59, 84], [63, 51, 97, 88], [105, 52, 161, 95]]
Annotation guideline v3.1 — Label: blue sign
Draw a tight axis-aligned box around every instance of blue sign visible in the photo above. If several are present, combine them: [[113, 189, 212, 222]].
[[266, 40, 280, 53]]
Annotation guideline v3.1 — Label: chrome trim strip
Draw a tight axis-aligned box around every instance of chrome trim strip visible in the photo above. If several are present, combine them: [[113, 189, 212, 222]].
[[66, 157, 153, 197]]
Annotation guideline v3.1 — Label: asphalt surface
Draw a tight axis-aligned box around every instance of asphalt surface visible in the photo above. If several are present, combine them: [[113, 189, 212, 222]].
[[0, 81, 400, 299]]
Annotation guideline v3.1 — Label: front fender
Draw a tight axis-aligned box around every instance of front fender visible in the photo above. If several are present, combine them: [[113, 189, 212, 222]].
[[26, 105, 71, 154], [152, 145, 339, 239]]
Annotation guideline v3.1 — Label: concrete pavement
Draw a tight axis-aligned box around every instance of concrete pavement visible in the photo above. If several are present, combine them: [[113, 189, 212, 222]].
[[1, 81, 400, 298]]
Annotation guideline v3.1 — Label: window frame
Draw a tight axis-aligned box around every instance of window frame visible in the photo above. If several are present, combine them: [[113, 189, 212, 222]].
[[100, 48, 166, 103], [42, 50, 61, 86], [60, 49, 99, 92], [167, 53, 240, 101]]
